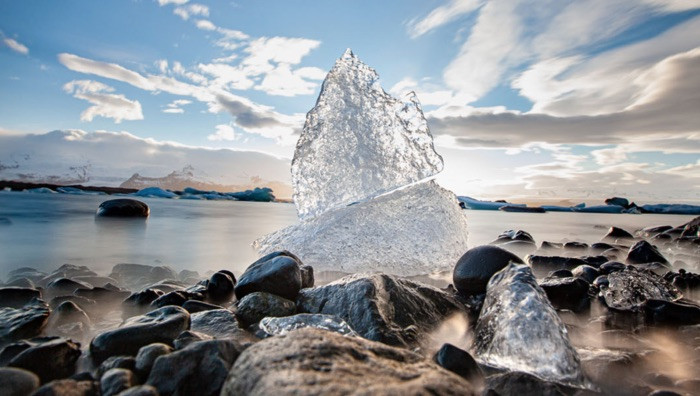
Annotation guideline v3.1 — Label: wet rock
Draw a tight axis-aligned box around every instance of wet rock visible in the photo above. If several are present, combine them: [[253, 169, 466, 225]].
[[453, 245, 524, 296], [564, 241, 588, 251], [49, 295, 97, 312], [96, 356, 136, 380], [600, 261, 627, 274], [7, 337, 81, 383], [434, 343, 484, 385], [4, 277, 36, 289], [605, 197, 630, 207], [33, 379, 99, 396], [235, 292, 295, 326], [259, 313, 357, 337], [220, 328, 475, 395], [297, 273, 463, 348], [181, 300, 222, 314], [591, 242, 615, 253], [74, 287, 131, 305], [206, 271, 235, 303], [632, 262, 672, 276], [116, 385, 159, 396], [122, 289, 164, 318], [571, 265, 600, 284], [150, 291, 200, 309], [492, 229, 536, 244], [45, 278, 92, 298], [97, 199, 149, 218], [664, 269, 700, 291], [0, 367, 40, 396], [600, 268, 681, 310], [134, 343, 172, 379], [0, 287, 41, 309], [147, 339, 246, 396], [643, 299, 700, 326], [648, 391, 682, 396], [0, 299, 50, 346], [299, 265, 314, 288], [604, 226, 634, 242], [547, 269, 574, 279], [474, 263, 584, 385], [627, 240, 669, 265], [172, 331, 212, 350], [90, 306, 190, 363], [6, 268, 46, 285], [593, 275, 609, 289], [234, 252, 303, 301], [527, 255, 588, 277], [486, 371, 579, 396], [189, 309, 240, 338], [540, 241, 563, 250], [101, 368, 135, 396], [49, 301, 91, 328], [637, 225, 673, 238], [540, 277, 591, 312]]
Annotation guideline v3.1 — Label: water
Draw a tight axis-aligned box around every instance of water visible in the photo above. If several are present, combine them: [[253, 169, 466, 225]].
[[0, 191, 696, 280]]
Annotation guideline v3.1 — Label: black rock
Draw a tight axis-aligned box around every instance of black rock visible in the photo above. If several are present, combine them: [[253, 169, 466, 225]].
[[648, 391, 682, 396], [172, 330, 213, 350], [150, 291, 190, 308], [206, 271, 235, 303], [0, 287, 41, 309], [100, 368, 135, 396], [7, 337, 81, 383], [0, 299, 50, 346], [547, 269, 574, 279], [0, 367, 40, 396], [564, 241, 589, 251], [299, 265, 314, 289], [4, 277, 36, 289], [600, 261, 627, 274], [605, 197, 630, 207], [235, 292, 296, 326], [96, 199, 149, 218], [96, 356, 136, 380], [604, 226, 634, 241], [638, 225, 673, 238], [134, 343, 173, 379], [297, 273, 463, 348], [122, 289, 164, 318], [527, 255, 587, 277], [117, 385, 160, 396], [181, 300, 223, 314], [6, 267, 46, 285], [49, 301, 91, 331], [45, 278, 92, 298], [453, 245, 524, 296], [234, 251, 303, 301], [493, 229, 536, 244], [188, 309, 241, 339], [664, 269, 700, 291], [643, 299, 700, 326], [571, 265, 600, 284], [90, 306, 190, 363], [591, 242, 616, 252], [539, 277, 591, 312], [146, 339, 246, 396], [627, 240, 669, 264], [433, 343, 484, 384], [486, 371, 576, 396], [592, 275, 609, 289], [74, 287, 131, 305], [32, 379, 99, 396], [540, 241, 563, 250]]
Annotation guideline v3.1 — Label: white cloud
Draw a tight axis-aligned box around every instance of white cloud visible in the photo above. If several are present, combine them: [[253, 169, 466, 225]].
[[3, 38, 29, 55], [63, 80, 143, 123], [195, 19, 216, 31], [408, 0, 484, 38], [242, 37, 321, 74], [197, 62, 255, 90], [157, 0, 188, 5], [591, 147, 628, 166], [207, 124, 236, 141], [163, 99, 191, 114], [173, 3, 208, 20], [254, 64, 324, 96]]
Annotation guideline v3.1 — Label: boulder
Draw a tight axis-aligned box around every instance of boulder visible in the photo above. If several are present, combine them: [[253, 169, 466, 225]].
[[32, 379, 98, 396], [627, 240, 669, 265], [235, 292, 296, 326], [539, 277, 591, 312], [206, 271, 235, 303], [604, 226, 634, 241], [297, 273, 463, 348], [486, 371, 579, 396], [0, 299, 50, 346], [134, 343, 173, 379], [453, 245, 524, 296], [100, 368, 135, 396], [189, 309, 241, 338], [234, 252, 302, 301], [220, 328, 476, 395], [96, 356, 136, 380], [600, 268, 681, 310], [90, 306, 190, 363], [96, 199, 149, 218], [181, 300, 223, 314], [0, 287, 41, 309], [643, 299, 700, 326], [116, 385, 159, 396], [0, 367, 40, 396], [147, 339, 246, 396], [7, 337, 81, 383], [434, 343, 484, 385]]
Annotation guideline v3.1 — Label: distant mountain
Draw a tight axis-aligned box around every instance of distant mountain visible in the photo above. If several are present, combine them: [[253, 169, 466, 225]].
[[120, 165, 293, 197]]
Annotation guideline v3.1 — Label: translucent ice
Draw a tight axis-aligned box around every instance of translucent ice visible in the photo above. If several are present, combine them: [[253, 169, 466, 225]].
[[291, 49, 443, 220], [474, 263, 585, 386], [259, 313, 358, 337], [255, 180, 469, 276], [600, 268, 681, 310]]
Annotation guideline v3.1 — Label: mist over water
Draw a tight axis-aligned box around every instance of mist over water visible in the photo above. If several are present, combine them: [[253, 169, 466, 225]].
[[0, 190, 696, 280]]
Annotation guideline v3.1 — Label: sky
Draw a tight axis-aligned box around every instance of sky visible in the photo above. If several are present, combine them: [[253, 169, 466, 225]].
[[0, 0, 699, 203]]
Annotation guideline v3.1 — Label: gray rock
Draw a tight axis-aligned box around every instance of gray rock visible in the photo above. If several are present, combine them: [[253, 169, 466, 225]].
[[206, 271, 235, 303], [147, 339, 246, 396], [486, 371, 578, 396], [181, 300, 222, 314], [235, 292, 295, 326], [539, 277, 591, 312], [96, 199, 149, 218], [299, 265, 314, 289], [627, 240, 669, 264], [100, 368, 135, 396], [220, 328, 476, 395], [7, 337, 81, 383], [6, 267, 46, 285], [0, 287, 41, 309], [45, 278, 93, 299], [189, 309, 240, 338], [4, 277, 36, 289], [96, 356, 136, 380], [90, 306, 190, 363], [135, 343, 173, 378], [172, 331, 213, 350], [33, 379, 99, 396], [49, 301, 91, 329], [453, 245, 524, 296], [604, 226, 634, 242], [0, 299, 50, 346], [0, 367, 40, 396], [234, 251, 303, 301], [297, 273, 463, 348], [116, 385, 159, 396]]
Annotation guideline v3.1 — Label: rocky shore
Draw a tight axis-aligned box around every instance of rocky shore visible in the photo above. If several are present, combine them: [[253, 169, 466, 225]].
[[0, 214, 698, 396]]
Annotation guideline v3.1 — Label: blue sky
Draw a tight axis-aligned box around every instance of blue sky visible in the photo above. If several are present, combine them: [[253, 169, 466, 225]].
[[1, 0, 699, 203]]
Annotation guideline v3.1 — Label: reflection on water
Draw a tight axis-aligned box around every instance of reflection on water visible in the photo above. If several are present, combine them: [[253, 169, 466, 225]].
[[0, 191, 696, 280]]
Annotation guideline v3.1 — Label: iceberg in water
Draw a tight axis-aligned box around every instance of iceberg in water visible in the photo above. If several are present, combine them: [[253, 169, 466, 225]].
[[255, 49, 469, 275], [474, 263, 585, 386], [133, 187, 178, 198], [458, 196, 526, 211]]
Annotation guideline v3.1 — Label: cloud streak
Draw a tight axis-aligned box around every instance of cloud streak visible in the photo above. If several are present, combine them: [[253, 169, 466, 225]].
[[63, 80, 143, 123]]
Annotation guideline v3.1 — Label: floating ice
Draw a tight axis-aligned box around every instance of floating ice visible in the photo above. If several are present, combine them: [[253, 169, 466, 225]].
[[457, 196, 525, 211], [291, 49, 443, 220], [133, 187, 178, 199], [56, 186, 106, 195], [259, 313, 358, 337], [24, 187, 56, 194], [600, 268, 681, 310], [640, 203, 700, 215], [255, 180, 468, 275], [474, 263, 585, 386]]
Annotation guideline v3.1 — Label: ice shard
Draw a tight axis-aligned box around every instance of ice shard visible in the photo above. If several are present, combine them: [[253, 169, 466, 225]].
[[474, 263, 585, 386], [292, 49, 444, 220]]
